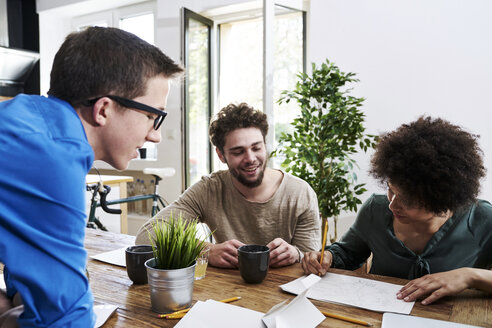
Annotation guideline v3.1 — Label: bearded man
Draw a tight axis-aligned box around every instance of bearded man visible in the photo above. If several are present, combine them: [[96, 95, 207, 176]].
[[136, 103, 320, 268]]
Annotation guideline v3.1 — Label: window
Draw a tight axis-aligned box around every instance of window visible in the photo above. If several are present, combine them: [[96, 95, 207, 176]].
[[72, 1, 157, 160], [183, 4, 305, 183], [72, 11, 112, 30], [218, 7, 304, 168], [119, 12, 154, 45], [272, 9, 305, 152], [182, 8, 213, 187], [219, 18, 263, 110]]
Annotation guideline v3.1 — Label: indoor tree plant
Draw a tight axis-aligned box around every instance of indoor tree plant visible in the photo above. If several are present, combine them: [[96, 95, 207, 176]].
[[145, 211, 207, 313], [272, 59, 378, 243]]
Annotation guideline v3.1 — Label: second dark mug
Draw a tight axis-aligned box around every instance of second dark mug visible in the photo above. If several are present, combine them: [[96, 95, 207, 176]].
[[238, 244, 270, 284], [125, 245, 154, 284]]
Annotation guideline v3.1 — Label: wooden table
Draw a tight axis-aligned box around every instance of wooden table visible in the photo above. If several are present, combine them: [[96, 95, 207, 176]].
[[86, 175, 133, 234], [85, 229, 492, 327]]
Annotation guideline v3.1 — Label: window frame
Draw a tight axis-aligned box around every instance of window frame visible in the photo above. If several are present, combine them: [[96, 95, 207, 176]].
[[181, 3, 306, 187], [181, 8, 214, 189]]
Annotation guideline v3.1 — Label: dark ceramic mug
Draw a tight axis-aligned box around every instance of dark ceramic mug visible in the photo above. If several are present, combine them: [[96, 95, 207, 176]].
[[125, 245, 154, 284], [238, 244, 270, 284]]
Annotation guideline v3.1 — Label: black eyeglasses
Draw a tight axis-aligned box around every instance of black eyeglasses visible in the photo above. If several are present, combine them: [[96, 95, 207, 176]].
[[84, 95, 167, 130]]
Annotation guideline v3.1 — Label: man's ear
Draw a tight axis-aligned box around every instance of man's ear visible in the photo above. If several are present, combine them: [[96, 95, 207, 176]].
[[92, 97, 112, 126], [216, 147, 227, 163]]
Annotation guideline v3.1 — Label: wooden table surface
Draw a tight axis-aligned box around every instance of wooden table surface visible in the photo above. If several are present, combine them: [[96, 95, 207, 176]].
[[85, 229, 491, 327]]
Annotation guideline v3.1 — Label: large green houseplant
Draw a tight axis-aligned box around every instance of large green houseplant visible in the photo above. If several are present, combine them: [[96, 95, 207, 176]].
[[145, 211, 207, 313], [272, 59, 378, 243]]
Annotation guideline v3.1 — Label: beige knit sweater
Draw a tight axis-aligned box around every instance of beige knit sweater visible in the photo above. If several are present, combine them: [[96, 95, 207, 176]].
[[136, 170, 321, 252]]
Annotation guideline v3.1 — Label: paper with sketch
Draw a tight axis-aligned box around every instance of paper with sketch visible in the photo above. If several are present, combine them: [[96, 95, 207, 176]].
[[94, 303, 118, 327], [90, 247, 128, 267], [382, 313, 482, 328], [174, 300, 264, 328], [281, 273, 414, 314], [262, 288, 325, 328], [281, 273, 321, 292]]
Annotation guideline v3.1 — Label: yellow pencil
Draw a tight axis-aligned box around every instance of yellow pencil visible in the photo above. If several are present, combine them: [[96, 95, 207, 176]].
[[321, 311, 372, 327], [164, 313, 187, 320], [157, 308, 188, 318], [157, 296, 241, 319], [319, 218, 329, 275], [321, 311, 372, 326]]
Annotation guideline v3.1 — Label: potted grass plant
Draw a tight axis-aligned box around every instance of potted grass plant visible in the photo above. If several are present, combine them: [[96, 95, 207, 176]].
[[144, 211, 207, 313]]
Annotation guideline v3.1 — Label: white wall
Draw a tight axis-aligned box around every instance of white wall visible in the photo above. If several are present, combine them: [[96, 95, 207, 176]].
[[308, 0, 492, 234], [37, 1, 492, 231]]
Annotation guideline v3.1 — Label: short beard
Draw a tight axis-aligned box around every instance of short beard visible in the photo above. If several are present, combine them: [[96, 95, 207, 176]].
[[228, 157, 267, 188]]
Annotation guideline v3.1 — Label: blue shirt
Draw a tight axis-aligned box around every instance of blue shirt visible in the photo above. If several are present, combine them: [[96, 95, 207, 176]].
[[327, 194, 492, 279], [0, 95, 95, 327]]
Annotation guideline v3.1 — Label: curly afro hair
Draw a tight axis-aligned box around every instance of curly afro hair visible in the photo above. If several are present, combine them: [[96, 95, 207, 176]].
[[209, 103, 268, 153], [370, 116, 486, 214]]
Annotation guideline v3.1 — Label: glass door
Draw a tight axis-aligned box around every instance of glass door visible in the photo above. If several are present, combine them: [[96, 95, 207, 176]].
[[182, 8, 213, 188]]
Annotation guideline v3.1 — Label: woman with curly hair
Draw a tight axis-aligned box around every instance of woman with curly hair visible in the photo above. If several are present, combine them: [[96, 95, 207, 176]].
[[302, 116, 492, 305]]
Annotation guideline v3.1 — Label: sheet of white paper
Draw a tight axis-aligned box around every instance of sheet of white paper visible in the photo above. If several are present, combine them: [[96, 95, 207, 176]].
[[275, 295, 324, 328], [0, 273, 5, 290], [262, 300, 288, 327], [382, 313, 483, 328], [90, 247, 128, 267], [175, 300, 265, 328], [94, 304, 118, 327], [281, 273, 414, 314], [262, 289, 325, 328], [279, 274, 320, 295], [301, 274, 321, 289]]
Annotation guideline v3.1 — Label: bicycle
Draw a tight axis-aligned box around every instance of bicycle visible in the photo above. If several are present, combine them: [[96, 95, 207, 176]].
[[86, 167, 174, 231]]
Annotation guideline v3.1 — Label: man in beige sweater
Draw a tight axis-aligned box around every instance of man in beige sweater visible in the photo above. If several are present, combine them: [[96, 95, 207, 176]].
[[136, 103, 321, 268]]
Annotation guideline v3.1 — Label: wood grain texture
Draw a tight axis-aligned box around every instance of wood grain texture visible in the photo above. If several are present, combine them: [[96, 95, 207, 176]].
[[85, 229, 491, 327]]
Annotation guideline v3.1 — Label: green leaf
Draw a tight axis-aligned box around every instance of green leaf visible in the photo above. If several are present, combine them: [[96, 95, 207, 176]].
[[271, 58, 378, 237], [147, 211, 208, 270]]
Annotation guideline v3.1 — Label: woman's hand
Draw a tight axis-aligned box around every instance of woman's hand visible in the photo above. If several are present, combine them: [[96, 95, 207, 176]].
[[301, 250, 333, 276], [397, 268, 478, 305]]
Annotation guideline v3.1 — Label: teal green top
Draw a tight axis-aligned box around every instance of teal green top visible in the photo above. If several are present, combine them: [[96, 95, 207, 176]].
[[327, 194, 492, 279]]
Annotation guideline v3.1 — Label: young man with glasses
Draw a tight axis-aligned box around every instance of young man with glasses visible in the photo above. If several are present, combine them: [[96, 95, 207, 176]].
[[0, 27, 183, 327]]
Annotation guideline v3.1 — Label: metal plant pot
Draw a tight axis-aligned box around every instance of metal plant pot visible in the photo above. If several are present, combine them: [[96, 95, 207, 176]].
[[144, 258, 196, 313]]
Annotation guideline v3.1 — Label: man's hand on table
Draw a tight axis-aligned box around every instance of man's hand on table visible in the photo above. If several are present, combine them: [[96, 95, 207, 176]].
[[208, 239, 244, 268], [208, 238, 311, 269], [267, 238, 300, 267]]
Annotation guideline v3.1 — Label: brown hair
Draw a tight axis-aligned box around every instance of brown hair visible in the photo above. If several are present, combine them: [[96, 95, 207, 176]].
[[48, 26, 183, 106], [209, 103, 268, 153]]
